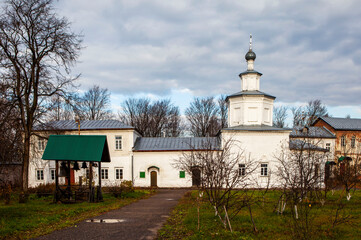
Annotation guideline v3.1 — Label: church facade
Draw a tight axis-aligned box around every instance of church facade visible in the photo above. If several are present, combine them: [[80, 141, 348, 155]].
[[29, 39, 315, 188]]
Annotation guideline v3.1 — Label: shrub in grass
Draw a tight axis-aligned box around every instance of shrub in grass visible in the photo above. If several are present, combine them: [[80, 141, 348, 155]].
[[29, 183, 55, 198]]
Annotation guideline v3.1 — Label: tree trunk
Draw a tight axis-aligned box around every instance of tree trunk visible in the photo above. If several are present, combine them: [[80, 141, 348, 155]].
[[22, 133, 30, 192]]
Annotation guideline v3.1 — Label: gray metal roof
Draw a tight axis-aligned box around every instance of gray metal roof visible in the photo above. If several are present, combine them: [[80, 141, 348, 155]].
[[222, 124, 291, 132], [226, 90, 275, 100], [34, 120, 134, 131], [290, 126, 336, 138], [289, 139, 328, 152], [133, 137, 221, 151], [316, 117, 361, 130]]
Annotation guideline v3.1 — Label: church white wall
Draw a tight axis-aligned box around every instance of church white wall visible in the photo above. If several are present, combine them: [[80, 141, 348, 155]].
[[133, 151, 192, 188], [222, 130, 291, 188], [228, 96, 274, 127]]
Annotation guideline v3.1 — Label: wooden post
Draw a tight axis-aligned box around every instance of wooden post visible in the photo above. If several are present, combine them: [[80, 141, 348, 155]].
[[67, 161, 72, 200], [97, 162, 103, 201], [54, 160, 59, 202], [89, 163, 94, 202]]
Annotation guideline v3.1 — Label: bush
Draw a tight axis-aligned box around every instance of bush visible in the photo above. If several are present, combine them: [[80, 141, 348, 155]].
[[105, 180, 134, 198], [0, 184, 12, 204], [29, 183, 55, 198]]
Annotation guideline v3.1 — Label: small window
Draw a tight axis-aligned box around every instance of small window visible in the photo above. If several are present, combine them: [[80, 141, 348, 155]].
[[86, 169, 89, 179], [179, 171, 185, 178], [38, 138, 46, 151], [351, 136, 356, 148], [115, 136, 122, 150], [239, 164, 246, 176], [50, 169, 55, 180], [101, 169, 108, 180], [36, 169, 44, 181], [261, 163, 268, 176], [325, 143, 331, 151], [115, 168, 123, 180], [140, 171, 145, 178], [341, 136, 346, 147]]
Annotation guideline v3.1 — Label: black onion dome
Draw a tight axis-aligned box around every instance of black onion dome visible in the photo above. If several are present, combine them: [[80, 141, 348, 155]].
[[245, 49, 256, 61]]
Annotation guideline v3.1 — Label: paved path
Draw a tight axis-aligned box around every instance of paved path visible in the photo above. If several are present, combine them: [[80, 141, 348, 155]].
[[36, 189, 188, 240]]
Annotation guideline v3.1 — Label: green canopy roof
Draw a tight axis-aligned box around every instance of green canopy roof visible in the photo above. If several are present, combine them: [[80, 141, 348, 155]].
[[42, 135, 111, 162]]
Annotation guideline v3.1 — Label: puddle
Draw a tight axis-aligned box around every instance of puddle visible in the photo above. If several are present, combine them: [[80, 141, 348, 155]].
[[86, 219, 125, 223]]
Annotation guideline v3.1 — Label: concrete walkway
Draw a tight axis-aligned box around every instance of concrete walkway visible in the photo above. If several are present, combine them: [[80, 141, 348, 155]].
[[36, 189, 188, 240]]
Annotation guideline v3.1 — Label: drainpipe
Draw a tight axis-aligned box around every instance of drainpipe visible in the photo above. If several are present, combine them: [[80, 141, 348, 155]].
[[131, 152, 134, 186]]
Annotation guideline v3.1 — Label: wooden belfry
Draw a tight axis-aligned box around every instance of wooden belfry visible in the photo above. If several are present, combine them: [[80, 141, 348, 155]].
[[42, 135, 111, 203]]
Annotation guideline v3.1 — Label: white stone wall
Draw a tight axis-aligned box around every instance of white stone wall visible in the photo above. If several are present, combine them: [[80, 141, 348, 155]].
[[133, 151, 192, 188], [228, 96, 274, 127], [222, 130, 291, 188]]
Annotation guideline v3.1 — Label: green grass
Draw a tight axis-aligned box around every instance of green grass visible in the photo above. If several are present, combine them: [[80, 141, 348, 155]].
[[157, 190, 361, 240], [0, 190, 151, 240]]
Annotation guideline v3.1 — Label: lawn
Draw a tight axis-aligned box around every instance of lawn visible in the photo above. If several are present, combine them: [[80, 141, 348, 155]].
[[0, 190, 151, 240], [157, 190, 361, 240]]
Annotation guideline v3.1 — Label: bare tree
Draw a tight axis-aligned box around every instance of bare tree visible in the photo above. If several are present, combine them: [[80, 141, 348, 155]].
[[292, 100, 328, 128], [277, 138, 329, 239], [0, 0, 82, 192], [78, 85, 112, 120], [185, 97, 219, 137], [120, 98, 180, 137], [332, 137, 361, 197], [174, 137, 258, 231], [218, 95, 228, 129], [273, 106, 288, 128]]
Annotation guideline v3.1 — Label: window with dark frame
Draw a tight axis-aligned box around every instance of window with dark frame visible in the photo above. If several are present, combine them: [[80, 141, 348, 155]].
[[115, 168, 123, 180], [341, 136, 346, 147], [50, 169, 55, 180], [115, 136, 122, 150], [36, 169, 44, 180], [101, 169, 108, 180], [351, 136, 356, 148], [239, 164, 246, 176], [261, 163, 268, 176], [325, 143, 331, 151], [38, 138, 46, 151]]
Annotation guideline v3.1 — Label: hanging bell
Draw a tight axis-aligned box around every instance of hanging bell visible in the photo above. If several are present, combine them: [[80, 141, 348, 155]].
[[59, 161, 68, 177], [81, 161, 87, 169], [73, 161, 80, 171]]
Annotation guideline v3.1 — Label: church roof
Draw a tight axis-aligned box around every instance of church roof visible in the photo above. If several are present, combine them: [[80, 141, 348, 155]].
[[239, 70, 263, 77], [226, 90, 275, 101], [133, 137, 221, 152], [290, 126, 336, 138], [289, 139, 329, 152], [314, 116, 361, 131], [222, 124, 291, 132], [34, 120, 134, 131]]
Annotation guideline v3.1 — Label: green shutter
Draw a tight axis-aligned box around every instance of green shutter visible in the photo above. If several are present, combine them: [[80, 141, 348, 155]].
[[140, 171, 145, 178], [179, 171, 185, 178]]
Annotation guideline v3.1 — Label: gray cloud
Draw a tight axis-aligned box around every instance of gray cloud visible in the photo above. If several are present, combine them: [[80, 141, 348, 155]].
[[57, 0, 361, 107]]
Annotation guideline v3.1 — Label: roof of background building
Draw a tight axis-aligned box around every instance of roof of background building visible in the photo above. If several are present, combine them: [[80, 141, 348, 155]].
[[222, 124, 291, 132], [290, 126, 336, 138], [34, 120, 134, 131], [226, 90, 275, 100], [133, 137, 221, 151], [315, 117, 361, 131], [289, 139, 329, 152]]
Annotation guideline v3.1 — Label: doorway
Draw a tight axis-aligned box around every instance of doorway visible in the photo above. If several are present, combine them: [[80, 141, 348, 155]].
[[150, 171, 157, 187], [192, 168, 201, 186]]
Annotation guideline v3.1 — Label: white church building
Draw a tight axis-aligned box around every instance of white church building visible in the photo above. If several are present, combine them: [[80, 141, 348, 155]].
[[29, 39, 312, 188]]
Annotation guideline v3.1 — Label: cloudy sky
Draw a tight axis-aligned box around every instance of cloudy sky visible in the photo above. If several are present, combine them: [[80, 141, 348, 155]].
[[56, 0, 361, 119]]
